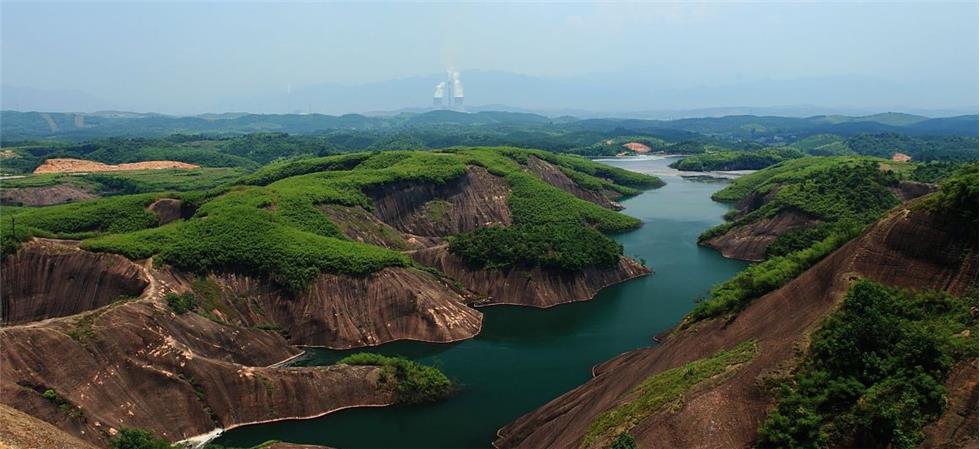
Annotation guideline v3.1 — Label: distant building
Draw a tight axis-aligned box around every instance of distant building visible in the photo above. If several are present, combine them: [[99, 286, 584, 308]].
[[891, 152, 912, 162], [433, 71, 464, 110]]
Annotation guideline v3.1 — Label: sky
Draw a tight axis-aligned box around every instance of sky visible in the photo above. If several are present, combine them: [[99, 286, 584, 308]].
[[1, 1, 978, 115]]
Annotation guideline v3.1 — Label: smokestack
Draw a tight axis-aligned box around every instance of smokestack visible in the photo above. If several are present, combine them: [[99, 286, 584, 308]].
[[452, 72, 464, 109], [433, 82, 446, 108]]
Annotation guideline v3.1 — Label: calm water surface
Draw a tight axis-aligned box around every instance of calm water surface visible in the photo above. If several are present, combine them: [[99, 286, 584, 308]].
[[216, 156, 747, 449]]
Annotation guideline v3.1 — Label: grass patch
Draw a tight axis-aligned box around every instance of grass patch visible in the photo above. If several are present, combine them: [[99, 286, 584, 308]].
[[582, 340, 757, 449]]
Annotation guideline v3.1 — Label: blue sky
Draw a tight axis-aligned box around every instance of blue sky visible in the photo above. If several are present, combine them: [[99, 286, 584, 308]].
[[2, 1, 977, 114]]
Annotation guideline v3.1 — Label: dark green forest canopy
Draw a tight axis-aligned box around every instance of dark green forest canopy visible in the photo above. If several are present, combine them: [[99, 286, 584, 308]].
[[1, 148, 660, 291], [2, 111, 975, 176], [669, 147, 803, 171], [757, 280, 977, 449]]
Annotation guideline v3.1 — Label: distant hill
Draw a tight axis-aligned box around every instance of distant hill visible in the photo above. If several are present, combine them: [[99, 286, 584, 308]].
[[2, 109, 975, 142]]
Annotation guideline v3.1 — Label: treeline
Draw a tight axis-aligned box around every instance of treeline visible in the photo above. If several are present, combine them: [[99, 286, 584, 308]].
[[669, 147, 803, 171]]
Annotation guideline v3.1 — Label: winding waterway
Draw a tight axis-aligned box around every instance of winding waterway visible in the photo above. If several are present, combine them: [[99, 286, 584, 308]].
[[216, 156, 747, 449]]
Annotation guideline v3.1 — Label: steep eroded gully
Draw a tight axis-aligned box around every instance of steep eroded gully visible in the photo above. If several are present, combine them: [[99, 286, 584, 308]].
[[215, 156, 748, 449]]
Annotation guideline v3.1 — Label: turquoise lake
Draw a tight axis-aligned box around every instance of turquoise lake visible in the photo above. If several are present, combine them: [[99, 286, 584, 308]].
[[215, 156, 748, 449]]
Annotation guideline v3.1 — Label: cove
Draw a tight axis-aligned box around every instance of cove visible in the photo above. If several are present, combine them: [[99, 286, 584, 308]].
[[215, 156, 748, 449]]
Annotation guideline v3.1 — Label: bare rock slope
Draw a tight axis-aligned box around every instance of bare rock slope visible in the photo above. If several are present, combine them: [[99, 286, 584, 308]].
[[496, 201, 977, 449]]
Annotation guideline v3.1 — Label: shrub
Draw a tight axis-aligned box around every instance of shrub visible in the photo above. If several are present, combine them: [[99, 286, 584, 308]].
[[757, 281, 977, 449], [109, 428, 172, 449], [337, 353, 452, 404], [165, 292, 197, 314]]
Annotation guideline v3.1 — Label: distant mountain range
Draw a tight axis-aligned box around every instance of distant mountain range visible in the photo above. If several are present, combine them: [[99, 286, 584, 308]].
[[1, 109, 976, 142], [4, 71, 977, 117]]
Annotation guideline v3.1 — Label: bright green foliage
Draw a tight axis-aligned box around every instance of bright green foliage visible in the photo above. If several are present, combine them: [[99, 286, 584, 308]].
[[692, 159, 903, 322], [919, 164, 978, 222], [670, 147, 803, 171], [109, 428, 173, 449], [609, 433, 638, 449], [449, 225, 623, 271], [757, 281, 977, 449], [12, 148, 649, 291], [505, 172, 642, 232], [711, 157, 894, 203], [337, 353, 453, 404], [689, 223, 863, 321], [83, 196, 408, 292], [165, 292, 197, 314], [764, 223, 835, 258], [1, 193, 168, 256], [583, 341, 757, 449], [240, 152, 372, 185]]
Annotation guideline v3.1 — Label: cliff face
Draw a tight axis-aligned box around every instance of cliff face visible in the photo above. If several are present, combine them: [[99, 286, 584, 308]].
[[0, 404, 100, 449], [1, 240, 149, 325], [703, 210, 820, 261], [204, 268, 482, 349], [369, 166, 512, 237], [0, 245, 391, 447], [524, 156, 623, 210], [495, 202, 977, 449], [412, 246, 650, 308], [921, 358, 979, 449], [705, 180, 936, 262]]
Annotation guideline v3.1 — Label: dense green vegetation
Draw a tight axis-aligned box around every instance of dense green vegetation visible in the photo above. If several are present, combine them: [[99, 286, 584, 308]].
[[449, 224, 623, 271], [0, 169, 243, 202], [843, 133, 979, 162], [710, 156, 907, 203], [337, 353, 453, 404], [2, 148, 653, 290], [689, 223, 864, 322], [918, 164, 979, 222], [582, 340, 757, 449], [909, 161, 972, 183], [757, 281, 977, 448], [165, 292, 197, 314], [443, 148, 658, 270], [109, 428, 172, 449], [691, 159, 904, 322], [0, 193, 169, 256], [669, 147, 802, 171]]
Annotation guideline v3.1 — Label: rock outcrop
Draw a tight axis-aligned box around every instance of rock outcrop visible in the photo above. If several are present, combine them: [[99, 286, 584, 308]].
[[524, 156, 623, 209], [1, 240, 149, 325], [369, 166, 511, 237], [204, 267, 483, 349], [0, 184, 98, 206], [0, 250, 392, 447], [412, 246, 650, 308], [0, 404, 99, 449], [146, 198, 186, 225], [495, 201, 977, 449], [921, 358, 979, 449], [702, 210, 820, 261]]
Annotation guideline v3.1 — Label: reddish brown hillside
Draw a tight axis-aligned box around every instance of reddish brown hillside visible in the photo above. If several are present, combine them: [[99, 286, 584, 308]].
[[496, 200, 977, 449]]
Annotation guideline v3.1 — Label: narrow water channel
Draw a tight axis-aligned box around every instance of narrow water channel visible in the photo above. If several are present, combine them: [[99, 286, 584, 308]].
[[216, 156, 748, 449]]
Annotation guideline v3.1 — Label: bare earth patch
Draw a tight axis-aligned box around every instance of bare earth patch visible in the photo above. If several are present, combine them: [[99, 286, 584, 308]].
[[33, 158, 199, 174]]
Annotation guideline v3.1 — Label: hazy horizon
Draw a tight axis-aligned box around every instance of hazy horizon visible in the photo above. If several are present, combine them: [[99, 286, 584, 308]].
[[2, 2, 978, 115]]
